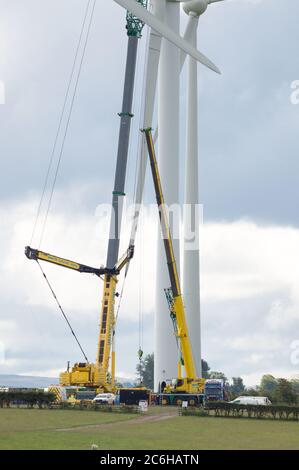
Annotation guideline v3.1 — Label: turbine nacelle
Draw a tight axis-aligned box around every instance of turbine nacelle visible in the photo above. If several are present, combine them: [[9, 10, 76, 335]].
[[183, 0, 224, 18], [183, 0, 208, 17]]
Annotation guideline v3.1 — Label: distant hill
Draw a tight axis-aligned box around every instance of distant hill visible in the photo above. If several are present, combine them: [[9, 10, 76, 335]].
[[0, 374, 134, 389], [0, 375, 58, 389]]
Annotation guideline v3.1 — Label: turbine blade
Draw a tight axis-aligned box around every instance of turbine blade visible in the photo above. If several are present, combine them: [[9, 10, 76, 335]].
[[180, 15, 199, 71], [113, 0, 221, 74]]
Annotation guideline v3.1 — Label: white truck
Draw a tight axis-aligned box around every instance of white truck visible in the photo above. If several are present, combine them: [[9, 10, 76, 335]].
[[230, 396, 272, 406]]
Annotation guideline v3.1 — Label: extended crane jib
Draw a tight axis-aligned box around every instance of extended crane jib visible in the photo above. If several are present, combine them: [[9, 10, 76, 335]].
[[24, 246, 120, 277]]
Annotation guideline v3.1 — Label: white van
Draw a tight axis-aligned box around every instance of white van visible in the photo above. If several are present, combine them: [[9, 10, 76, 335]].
[[230, 396, 272, 406]]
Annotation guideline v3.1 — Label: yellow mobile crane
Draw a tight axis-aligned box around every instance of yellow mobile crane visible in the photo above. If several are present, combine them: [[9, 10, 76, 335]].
[[25, 2, 147, 393], [143, 128, 205, 405]]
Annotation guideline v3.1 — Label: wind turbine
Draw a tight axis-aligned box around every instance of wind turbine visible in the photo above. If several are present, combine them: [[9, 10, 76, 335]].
[[113, 0, 221, 390], [182, 0, 224, 379], [129, 0, 222, 240]]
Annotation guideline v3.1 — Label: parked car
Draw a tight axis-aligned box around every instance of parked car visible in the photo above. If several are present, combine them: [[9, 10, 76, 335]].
[[92, 393, 115, 405], [230, 396, 272, 406]]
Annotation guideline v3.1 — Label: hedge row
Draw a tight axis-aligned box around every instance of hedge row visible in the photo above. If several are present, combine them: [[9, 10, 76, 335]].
[[52, 401, 140, 414], [0, 391, 56, 409], [0, 393, 140, 413], [181, 402, 299, 421]]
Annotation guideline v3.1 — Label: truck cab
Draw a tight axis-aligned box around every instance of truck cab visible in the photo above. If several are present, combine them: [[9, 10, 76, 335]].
[[204, 379, 226, 402]]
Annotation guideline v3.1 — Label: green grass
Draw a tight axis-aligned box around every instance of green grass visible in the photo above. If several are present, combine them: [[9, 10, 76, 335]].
[[0, 408, 132, 433], [0, 408, 298, 450]]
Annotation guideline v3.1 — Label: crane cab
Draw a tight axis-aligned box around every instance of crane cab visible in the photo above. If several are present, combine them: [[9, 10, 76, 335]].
[[164, 377, 205, 395]]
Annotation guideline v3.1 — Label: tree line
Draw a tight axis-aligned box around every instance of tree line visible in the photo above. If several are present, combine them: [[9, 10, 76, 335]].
[[136, 355, 299, 404], [0, 390, 56, 408]]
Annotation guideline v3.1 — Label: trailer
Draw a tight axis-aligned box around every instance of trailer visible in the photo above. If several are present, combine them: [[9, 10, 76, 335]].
[[116, 388, 151, 406]]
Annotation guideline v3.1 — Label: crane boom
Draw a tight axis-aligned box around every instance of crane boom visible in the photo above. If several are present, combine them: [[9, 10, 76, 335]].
[[25, 246, 113, 276], [143, 128, 199, 384], [106, 0, 147, 269], [94, 1, 147, 390], [25, 245, 134, 277]]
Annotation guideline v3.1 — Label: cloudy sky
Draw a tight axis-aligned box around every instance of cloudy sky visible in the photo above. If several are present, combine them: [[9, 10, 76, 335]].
[[0, 0, 299, 387]]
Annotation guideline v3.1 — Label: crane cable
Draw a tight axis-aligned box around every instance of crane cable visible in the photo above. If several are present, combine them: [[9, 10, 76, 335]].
[[136, 28, 151, 363], [138, 202, 144, 360], [128, 25, 151, 364], [36, 260, 89, 363], [115, 274, 127, 325], [114, 23, 150, 341], [28, 0, 97, 362], [38, 0, 97, 248], [29, 0, 97, 249]]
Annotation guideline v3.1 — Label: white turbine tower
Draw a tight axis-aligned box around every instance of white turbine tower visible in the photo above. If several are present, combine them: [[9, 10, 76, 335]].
[[113, 0, 220, 390], [182, 0, 224, 378], [155, 0, 181, 392]]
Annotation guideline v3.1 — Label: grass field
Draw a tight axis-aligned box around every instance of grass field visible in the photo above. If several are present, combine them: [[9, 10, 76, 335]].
[[0, 408, 298, 450]]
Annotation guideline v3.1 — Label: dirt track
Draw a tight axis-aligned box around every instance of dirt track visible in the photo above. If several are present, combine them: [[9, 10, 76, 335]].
[[56, 409, 177, 432]]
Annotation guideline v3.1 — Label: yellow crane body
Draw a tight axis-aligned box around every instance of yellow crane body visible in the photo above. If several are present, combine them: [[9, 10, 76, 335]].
[[94, 274, 117, 390], [143, 128, 205, 396], [59, 363, 97, 388]]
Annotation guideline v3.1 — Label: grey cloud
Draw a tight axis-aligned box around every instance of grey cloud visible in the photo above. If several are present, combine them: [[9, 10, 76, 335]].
[[0, 0, 297, 226]]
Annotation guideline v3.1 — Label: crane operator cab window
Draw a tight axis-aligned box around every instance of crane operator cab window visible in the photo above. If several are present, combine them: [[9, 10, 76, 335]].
[[160, 381, 166, 393]]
